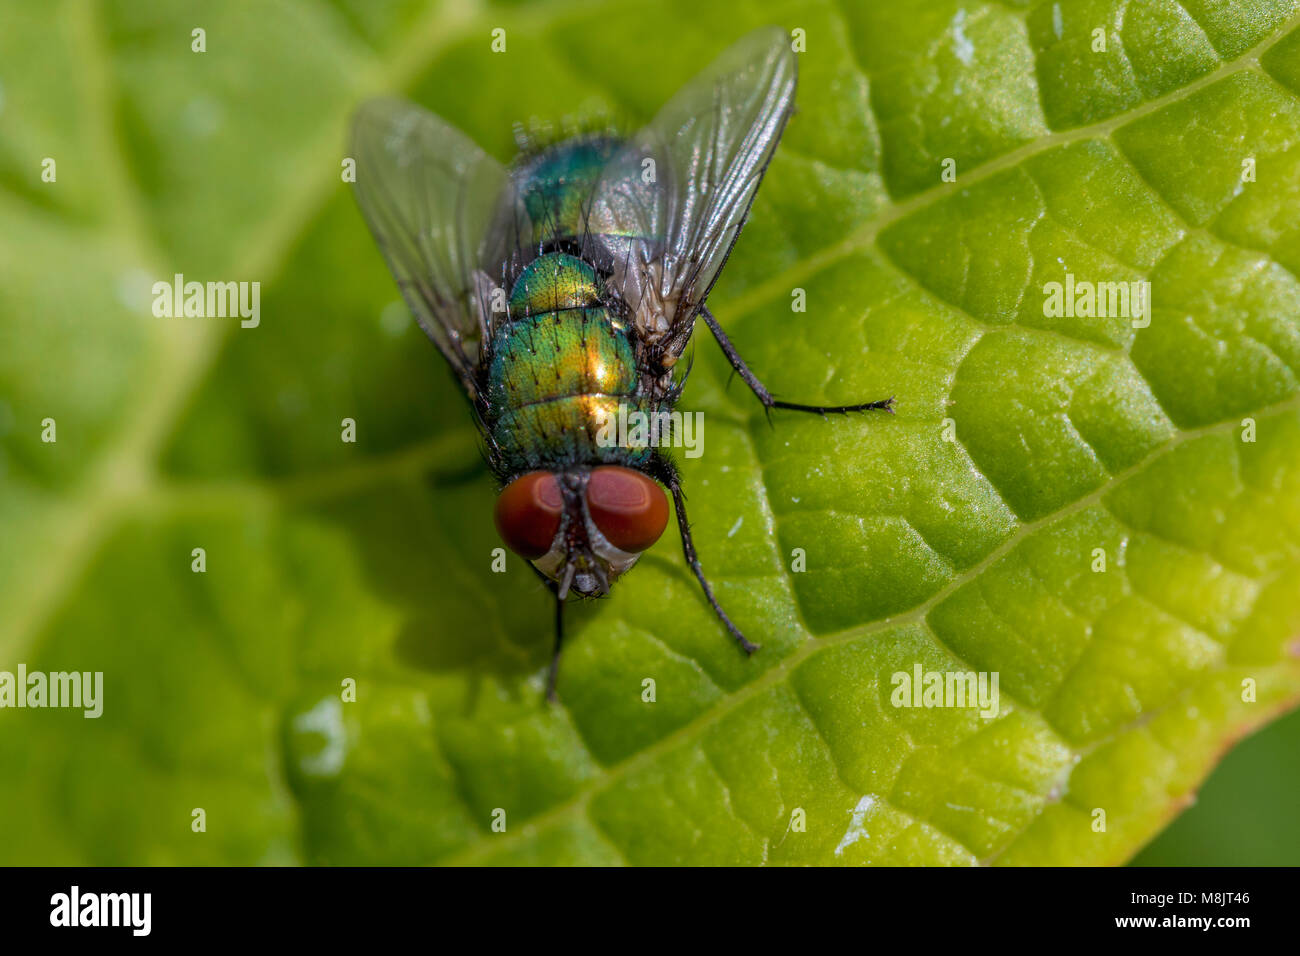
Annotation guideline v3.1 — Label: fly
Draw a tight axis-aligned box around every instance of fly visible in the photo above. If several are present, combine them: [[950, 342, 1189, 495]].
[[350, 26, 895, 699]]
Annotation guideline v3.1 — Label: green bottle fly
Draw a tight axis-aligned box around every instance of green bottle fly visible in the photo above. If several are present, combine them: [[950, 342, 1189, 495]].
[[350, 27, 895, 698]]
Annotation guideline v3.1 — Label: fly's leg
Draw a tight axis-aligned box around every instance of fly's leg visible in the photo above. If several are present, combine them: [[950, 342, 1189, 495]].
[[547, 594, 564, 702], [700, 306, 895, 416], [649, 455, 758, 655], [670, 480, 758, 654], [527, 562, 565, 702]]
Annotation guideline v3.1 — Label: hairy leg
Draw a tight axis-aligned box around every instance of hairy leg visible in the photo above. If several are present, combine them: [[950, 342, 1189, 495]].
[[701, 306, 895, 416]]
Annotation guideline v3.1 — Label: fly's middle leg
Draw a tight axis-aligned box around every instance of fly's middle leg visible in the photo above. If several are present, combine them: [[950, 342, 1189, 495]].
[[648, 454, 758, 656]]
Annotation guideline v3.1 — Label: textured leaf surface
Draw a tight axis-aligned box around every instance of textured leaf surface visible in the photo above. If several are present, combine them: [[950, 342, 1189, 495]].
[[2, 0, 1300, 866]]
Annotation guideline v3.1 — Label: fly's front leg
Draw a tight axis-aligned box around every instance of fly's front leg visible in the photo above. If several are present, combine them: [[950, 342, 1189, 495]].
[[649, 455, 758, 656], [546, 594, 564, 702], [527, 562, 565, 702], [700, 306, 895, 416]]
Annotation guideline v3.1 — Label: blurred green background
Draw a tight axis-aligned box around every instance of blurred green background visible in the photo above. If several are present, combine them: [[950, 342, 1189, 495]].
[[1135, 707, 1300, 865], [1, 0, 1298, 865]]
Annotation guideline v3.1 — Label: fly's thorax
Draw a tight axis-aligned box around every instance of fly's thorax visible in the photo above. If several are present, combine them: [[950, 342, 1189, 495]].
[[487, 254, 633, 410], [483, 252, 656, 475], [506, 252, 602, 317]]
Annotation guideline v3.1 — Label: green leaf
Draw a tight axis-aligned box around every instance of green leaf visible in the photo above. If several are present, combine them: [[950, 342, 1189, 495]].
[[3, 0, 1300, 866]]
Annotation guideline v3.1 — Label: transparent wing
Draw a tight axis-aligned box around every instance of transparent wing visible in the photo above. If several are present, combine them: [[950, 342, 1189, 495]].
[[350, 98, 507, 398], [590, 26, 796, 357]]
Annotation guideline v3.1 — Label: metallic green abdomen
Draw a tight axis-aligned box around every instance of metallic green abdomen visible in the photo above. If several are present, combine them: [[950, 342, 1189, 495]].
[[486, 253, 652, 474], [515, 138, 619, 245], [509, 136, 655, 260]]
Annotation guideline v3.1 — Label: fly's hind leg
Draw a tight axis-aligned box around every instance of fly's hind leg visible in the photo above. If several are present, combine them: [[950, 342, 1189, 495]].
[[648, 454, 758, 656], [700, 306, 895, 417]]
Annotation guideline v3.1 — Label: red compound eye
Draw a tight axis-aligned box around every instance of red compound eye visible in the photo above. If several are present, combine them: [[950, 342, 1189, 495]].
[[585, 466, 669, 554], [495, 472, 564, 559]]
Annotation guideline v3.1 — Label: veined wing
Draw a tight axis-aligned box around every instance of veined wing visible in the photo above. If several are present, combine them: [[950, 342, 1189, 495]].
[[590, 26, 796, 358], [350, 98, 506, 398]]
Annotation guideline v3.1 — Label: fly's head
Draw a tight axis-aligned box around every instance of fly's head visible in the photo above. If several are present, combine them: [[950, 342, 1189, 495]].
[[494, 466, 670, 598]]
